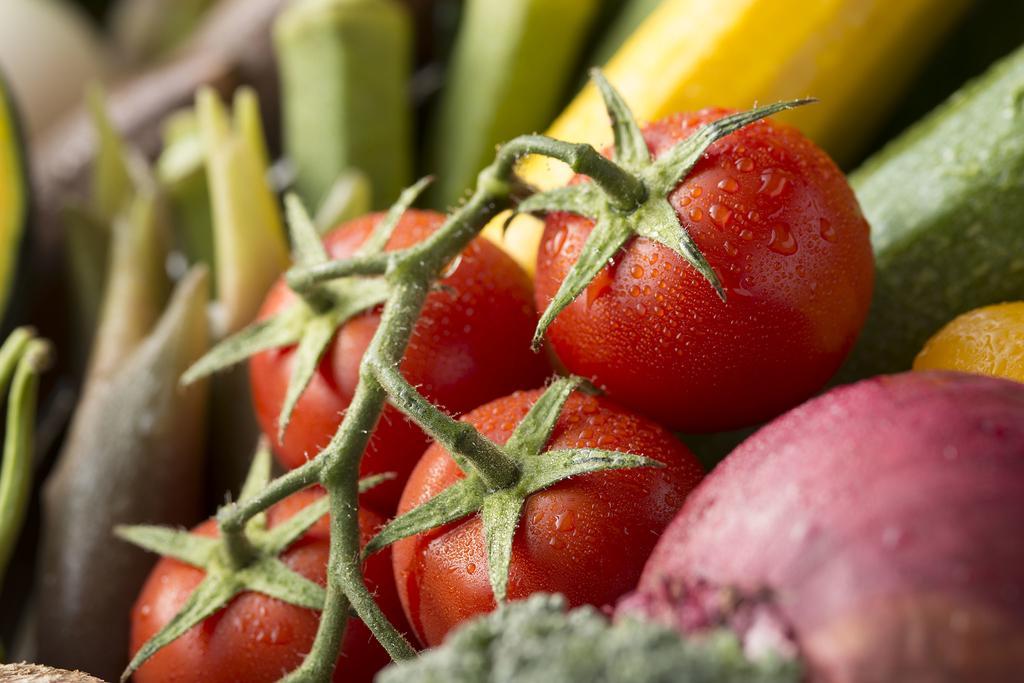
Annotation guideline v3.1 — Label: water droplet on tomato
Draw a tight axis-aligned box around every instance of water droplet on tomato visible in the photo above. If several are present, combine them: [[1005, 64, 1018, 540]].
[[631, 265, 644, 279], [717, 177, 739, 193], [441, 255, 463, 278], [688, 207, 703, 222], [819, 217, 836, 242], [466, 563, 477, 574], [739, 228, 754, 241], [629, 285, 641, 297], [735, 157, 754, 172], [759, 169, 788, 197], [585, 267, 615, 306], [554, 510, 576, 532], [768, 224, 798, 255], [723, 241, 738, 257], [680, 196, 692, 207], [690, 186, 703, 198], [547, 226, 567, 255], [709, 204, 732, 227]]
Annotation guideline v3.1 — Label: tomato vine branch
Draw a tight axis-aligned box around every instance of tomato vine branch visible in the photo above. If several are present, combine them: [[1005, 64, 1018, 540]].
[[123, 71, 807, 683]]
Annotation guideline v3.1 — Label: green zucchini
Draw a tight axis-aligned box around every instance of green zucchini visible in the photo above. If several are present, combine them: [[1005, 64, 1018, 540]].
[[0, 75, 29, 331], [426, 0, 604, 209], [275, 0, 413, 209], [839, 44, 1024, 382]]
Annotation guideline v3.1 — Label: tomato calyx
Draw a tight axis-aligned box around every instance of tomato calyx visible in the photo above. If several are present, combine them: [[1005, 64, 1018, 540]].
[[116, 442, 390, 681], [181, 178, 431, 443], [364, 376, 663, 603], [518, 70, 813, 350]]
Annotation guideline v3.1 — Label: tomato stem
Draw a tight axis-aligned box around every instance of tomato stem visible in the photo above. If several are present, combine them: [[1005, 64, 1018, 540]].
[[284, 250, 393, 294], [211, 121, 646, 681]]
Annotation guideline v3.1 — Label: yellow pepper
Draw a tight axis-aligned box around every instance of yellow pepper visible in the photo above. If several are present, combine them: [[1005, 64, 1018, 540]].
[[914, 302, 1024, 384], [487, 0, 971, 275]]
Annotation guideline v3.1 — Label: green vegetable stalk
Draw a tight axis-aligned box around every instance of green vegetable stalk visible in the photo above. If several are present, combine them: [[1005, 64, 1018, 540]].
[[157, 109, 215, 271], [36, 262, 210, 680], [64, 90, 152, 369], [0, 329, 52, 594], [426, 0, 604, 209], [196, 88, 289, 497], [839, 43, 1024, 380], [275, 0, 413, 209]]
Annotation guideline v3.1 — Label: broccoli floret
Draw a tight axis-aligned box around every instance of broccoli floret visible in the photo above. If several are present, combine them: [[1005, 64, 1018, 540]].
[[377, 594, 799, 683]]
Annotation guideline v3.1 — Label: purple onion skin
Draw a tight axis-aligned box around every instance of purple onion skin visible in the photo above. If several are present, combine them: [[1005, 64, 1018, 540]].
[[618, 371, 1024, 683]]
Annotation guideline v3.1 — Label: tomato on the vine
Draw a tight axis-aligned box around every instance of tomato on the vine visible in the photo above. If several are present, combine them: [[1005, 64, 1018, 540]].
[[534, 110, 874, 433], [391, 388, 704, 647], [130, 490, 406, 683], [251, 210, 550, 511]]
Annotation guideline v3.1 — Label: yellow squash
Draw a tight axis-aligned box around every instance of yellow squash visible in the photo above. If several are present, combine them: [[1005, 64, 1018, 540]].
[[487, 0, 971, 274]]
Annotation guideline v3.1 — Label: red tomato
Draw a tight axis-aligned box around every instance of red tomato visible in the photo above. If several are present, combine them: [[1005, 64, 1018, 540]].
[[534, 110, 874, 433], [130, 491, 408, 683], [391, 389, 705, 647], [251, 210, 550, 511]]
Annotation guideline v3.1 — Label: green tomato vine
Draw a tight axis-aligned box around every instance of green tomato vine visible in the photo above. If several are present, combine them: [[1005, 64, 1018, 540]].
[[120, 72, 808, 682]]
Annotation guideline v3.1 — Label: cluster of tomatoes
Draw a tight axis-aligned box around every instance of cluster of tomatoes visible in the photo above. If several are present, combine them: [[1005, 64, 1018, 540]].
[[130, 110, 874, 681]]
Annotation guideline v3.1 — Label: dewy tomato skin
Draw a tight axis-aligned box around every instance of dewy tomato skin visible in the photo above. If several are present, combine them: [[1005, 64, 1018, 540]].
[[130, 490, 408, 683], [251, 211, 551, 512], [535, 110, 874, 433], [391, 389, 705, 647]]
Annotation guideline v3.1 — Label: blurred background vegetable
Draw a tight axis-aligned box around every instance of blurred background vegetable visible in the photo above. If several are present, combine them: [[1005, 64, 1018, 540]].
[[425, 0, 603, 209], [0, 0, 108, 140], [839, 42, 1024, 382], [0, 79, 31, 334], [37, 268, 210, 680], [275, 0, 413, 210], [914, 302, 1024, 383]]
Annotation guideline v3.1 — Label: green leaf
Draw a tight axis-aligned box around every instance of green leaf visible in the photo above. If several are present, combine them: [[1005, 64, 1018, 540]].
[[359, 472, 396, 494], [0, 328, 32, 392], [239, 440, 274, 503], [180, 307, 307, 386], [121, 572, 240, 681], [276, 313, 338, 443], [285, 193, 329, 268], [358, 176, 433, 257], [86, 86, 134, 223], [533, 215, 633, 350], [364, 477, 487, 556], [633, 197, 725, 301], [276, 277, 389, 442], [240, 557, 326, 610], [114, 525, 219, 568], [648, 100, 813, 194], [314, 170, 373, 234], [516, 184, 600, 217], [480, 490, 525, 604], [591, 69, 649, 169], [238, 440, 274, 534], [260, 494, 329, 556], [0, 336, 50, 587], [520, 448, 664, 495], [197, 86, 289, 334], [505, 376, 584, 459]]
